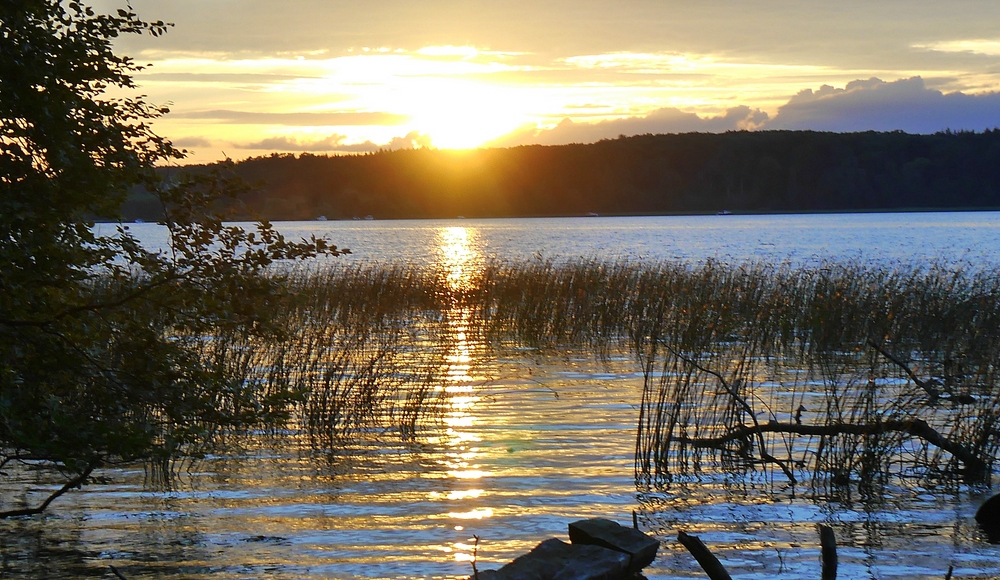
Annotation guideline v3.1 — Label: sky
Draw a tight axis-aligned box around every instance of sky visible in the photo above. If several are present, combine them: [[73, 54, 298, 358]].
[[101, 0, 1000, 164]]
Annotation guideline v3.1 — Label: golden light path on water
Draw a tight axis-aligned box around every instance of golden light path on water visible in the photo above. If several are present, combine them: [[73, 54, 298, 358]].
[[433, 226, 491, 564]]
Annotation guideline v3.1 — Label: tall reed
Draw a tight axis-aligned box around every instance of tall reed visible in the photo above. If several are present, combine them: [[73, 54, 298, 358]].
[[192, 258, 1000, 491], [457, 258, 1000, 489]]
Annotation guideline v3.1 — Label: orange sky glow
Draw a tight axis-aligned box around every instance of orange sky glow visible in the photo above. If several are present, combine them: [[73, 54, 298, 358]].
[[100, 1, 1000, 164]]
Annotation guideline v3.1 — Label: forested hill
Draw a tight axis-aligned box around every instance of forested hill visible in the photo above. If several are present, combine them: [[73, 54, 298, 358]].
[[126, 130, 1000, 220]]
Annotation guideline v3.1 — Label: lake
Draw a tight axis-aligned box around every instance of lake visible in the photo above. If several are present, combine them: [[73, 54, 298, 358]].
[[10, 212, 1000, 579], [105, 211, 1000, 267]]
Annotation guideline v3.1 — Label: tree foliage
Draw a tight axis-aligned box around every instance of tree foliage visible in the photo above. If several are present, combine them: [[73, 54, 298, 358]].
[[0, 1, 344, 516], [164, 130, 1000, 221]]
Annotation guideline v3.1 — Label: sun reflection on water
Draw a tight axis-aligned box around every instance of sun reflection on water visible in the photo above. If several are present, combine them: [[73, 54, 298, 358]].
[[439, 226, 481, 293], [432, 226, 493, 564]]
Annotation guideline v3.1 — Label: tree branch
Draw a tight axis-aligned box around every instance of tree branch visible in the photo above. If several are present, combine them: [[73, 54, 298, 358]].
[[0, 462, 97, 518], [866, 337, 940, 400], [677, 531, 733, 580], [819, 524, 837, 580], [671, 419, 987, 480], [0, 272, 182, 329], [661, 342, 798, 484]]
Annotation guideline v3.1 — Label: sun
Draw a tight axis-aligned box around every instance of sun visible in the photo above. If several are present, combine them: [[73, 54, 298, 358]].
[[399, 78, 534, 149]]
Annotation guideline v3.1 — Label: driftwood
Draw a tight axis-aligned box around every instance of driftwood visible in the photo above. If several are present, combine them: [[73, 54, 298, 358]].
[[668, 418, 987, 480], [867, 338, 977, 405], [818, 524, 837, 580], [638, 337, 992, 489], [678, 525, 967, 579], [866, 338, 941, 400], [664, 345, 798, 484], [677, 531, 733, 580]]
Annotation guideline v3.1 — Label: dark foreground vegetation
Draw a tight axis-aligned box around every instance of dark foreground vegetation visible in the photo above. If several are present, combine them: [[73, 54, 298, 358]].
[[126, 129, 1000, 221], [0, 1, 341, 518]]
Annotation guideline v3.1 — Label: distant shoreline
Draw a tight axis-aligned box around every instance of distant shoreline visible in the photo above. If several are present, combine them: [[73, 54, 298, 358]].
[[121, 130, 1000, 222], [105, 206, 1000, 224]]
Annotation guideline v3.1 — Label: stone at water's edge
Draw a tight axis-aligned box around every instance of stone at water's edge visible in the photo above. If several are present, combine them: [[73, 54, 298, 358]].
[[568, 518, 660, 575], [976, 493, 1000, 543], [473, 519, 659, 580], [476, 538, 631, 580]]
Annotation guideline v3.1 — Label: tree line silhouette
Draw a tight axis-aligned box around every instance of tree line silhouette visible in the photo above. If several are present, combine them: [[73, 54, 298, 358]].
[[124, 129, 1000, 220]]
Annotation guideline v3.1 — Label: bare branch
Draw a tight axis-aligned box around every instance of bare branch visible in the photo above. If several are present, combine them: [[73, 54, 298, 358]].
[[0, 462, 97, 519], [671, 419, 987, 480]]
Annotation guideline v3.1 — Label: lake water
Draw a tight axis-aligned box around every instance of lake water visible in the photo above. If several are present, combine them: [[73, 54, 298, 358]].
[[10, 212, 1000, 579], [105, 211, 1000, 267]]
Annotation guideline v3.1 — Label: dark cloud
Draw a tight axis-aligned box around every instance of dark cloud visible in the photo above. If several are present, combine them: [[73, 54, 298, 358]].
[[175, 110, 408, 126], [489, 76, 1000, 148], [170, 136, 212, 148], [118, 1, 1000, 76], [767, 77, 1000, 133], [139, 72, 313, 83], [238, 131, 431, 153], [488, 105, 769, 147]]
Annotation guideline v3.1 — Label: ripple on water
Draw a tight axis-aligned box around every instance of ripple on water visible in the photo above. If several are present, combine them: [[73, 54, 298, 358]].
[[2, 348, 999, 579]]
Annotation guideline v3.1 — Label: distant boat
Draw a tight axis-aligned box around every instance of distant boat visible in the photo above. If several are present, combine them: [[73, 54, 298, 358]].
[[717, 210, 732, 215], [316, 215, 328, 221], [364, 215, 374, 220], [134, 218, 144, 223], [586, 212, 599, 217]]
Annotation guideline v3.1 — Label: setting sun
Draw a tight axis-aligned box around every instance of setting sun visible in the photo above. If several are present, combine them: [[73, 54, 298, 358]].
[[402, 78, 533, 149]]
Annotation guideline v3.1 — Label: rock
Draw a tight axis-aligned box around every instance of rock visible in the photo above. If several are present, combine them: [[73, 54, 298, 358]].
[[568, 518, 659, 574], [976, 493, 1000, 543], [476, 538, 630, 580]]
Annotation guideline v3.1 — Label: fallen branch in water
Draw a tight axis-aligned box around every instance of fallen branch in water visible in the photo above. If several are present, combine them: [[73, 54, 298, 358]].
[[663, 343, 797, 484], [0, 463, 97, 519], [677, 531, 732, 580], [669, 418, 987, 481], [677, 525, 963, 580], [866, 337, 941, 400]]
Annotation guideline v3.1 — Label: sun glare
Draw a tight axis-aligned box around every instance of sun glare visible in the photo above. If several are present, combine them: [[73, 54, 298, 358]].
[[137, 44, 951, 161], [396, 80, 530, 149]]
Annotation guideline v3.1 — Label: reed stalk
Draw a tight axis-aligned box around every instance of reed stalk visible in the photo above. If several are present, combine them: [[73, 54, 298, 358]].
[[184, 258, 1000, 491]]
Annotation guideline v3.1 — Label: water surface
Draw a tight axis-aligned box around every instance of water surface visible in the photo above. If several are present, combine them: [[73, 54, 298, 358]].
[[13, 212, 1000, 578], [107, 212, 1000, 267]]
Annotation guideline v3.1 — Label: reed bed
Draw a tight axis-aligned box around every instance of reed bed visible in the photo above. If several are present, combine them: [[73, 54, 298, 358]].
[[185, 264, 455, 456], [457, 259, 1000, 490], [190, 258, 1000, 491]]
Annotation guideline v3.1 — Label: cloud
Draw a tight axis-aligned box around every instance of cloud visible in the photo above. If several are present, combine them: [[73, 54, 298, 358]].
[[385, 132, 434, 149], [488, 105, 769, 147], [238, 131, 431, 153], [915, 39, 1000, 57], [170, 136, 212, 148], [767, 77, 1000, 133], [487, 76, 1000, 148], [175, 110, 408, 126]]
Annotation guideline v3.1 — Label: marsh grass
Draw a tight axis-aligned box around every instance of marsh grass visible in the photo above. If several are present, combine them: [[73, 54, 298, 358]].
[[456, 258, 1000, 491], [195, 259, 1000, 492], [622, 261, 1000, 492]]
